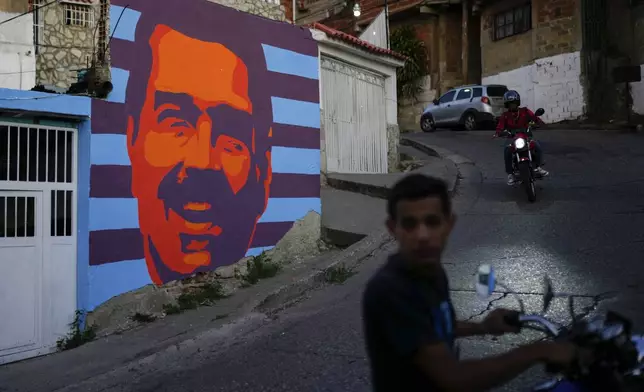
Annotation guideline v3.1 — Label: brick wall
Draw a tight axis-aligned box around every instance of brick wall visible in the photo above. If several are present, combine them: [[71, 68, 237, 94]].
[[0, 0, 27, 12], [439, 8, 463, 92], [206, 0, 286, 21], [480, 0, 584, 123], [481, 0, 581, 77]]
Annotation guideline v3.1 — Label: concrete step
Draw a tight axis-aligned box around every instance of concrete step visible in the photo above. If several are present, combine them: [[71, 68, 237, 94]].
[[399, 144, 436, 161], [321, 188, 386, 247], [326, 155, 450, 198]]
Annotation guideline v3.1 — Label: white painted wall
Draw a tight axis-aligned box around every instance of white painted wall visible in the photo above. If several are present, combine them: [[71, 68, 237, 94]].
[[0, 11, 36, 90], [482, 51, 585, 123], [311, 28, 404, 174], [630, 65, 644, 115], [359, 10, 388, 49]]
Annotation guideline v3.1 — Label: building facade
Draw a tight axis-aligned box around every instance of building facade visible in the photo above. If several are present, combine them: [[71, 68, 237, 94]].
[[479, 0, 585, 123], [0, 0, 37, 90], [30, 0, 108, 90]]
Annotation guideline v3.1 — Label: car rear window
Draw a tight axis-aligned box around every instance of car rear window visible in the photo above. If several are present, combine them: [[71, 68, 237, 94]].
[[486, 86, 508, 97]]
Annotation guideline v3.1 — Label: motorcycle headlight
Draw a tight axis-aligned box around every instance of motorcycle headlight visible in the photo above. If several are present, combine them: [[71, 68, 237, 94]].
[[514, 138, 526, 149]]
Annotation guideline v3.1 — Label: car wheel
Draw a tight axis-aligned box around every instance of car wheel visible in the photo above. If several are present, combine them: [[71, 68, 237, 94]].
[[421, 115, 435, 132], [463, 113, 477, 131]]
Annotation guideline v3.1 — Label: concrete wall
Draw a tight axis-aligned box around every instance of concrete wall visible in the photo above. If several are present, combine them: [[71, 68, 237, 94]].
[[86, 0, 320, 310], [0, 7, 36, 90], [205, 0, 286, 20], [628, 3, 644, 115], [438, 7, 464, 92], [36, 2, 102, 89], [398, 75, 437, 132], [480, 0, 584, 122]]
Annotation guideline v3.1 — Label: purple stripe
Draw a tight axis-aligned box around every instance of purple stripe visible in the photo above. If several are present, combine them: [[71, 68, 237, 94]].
[[89, 222, 295, 265], [90, 166, 319, 198], [112, 40, 320, 105], [89, 103, 321, 144], [270, 174, 320, 198], [111, 41, 319, 105], [91, 100, 127, 134], [266, 73, 319, 103], [110, 40, 138, 73], [109, 1, 317, 56], [271, 124, 320, 148], [90, 165, 133, 198], [90, 229, 143, 265]]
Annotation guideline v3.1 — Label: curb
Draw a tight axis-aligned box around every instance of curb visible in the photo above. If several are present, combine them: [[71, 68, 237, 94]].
[[255, 229, 393, 313], [325, 176, 390, 199], [399, 137, 441, 158], [321, 226, 367, 248]]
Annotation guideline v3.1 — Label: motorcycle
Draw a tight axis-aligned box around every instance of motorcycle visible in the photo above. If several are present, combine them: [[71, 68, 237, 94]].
[[498, 107, 546, 202], [476, 264, 644, 392]]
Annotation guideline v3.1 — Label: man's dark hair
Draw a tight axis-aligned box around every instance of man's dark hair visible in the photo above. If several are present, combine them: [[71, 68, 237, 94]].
[[387, 174, 452, 219]]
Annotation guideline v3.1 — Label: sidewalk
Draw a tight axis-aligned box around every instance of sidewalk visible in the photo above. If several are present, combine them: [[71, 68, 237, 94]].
[[321, 145, 458, 246], [0, 142, 460, 392]]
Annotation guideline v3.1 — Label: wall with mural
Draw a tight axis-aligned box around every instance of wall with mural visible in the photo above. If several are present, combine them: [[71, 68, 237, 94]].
[[87, 0, 321, 310]]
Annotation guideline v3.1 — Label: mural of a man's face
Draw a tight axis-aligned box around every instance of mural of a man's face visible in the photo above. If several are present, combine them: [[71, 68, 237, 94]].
[[127, 25, 272, 284]]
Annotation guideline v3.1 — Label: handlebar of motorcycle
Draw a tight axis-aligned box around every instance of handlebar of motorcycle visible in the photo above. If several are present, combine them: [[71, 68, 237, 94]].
[[503, 313, 562, 337], [502, 313, 575, 375]]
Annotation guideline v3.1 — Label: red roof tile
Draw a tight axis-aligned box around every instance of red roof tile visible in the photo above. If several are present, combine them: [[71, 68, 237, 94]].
[[311, 22, 407, 61]]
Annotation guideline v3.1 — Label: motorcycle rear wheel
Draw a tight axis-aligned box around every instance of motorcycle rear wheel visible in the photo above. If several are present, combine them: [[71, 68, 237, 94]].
[[519, 162, 536, 202]]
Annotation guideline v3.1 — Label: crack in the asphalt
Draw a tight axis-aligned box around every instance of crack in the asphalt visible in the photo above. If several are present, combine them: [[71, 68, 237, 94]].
[[463, 292, 512, 322], [459, 290, 618, 324]]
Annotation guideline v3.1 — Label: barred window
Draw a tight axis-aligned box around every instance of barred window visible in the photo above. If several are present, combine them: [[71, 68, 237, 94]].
[[64, 4, 94, 28], [494, 3, 531, 41]]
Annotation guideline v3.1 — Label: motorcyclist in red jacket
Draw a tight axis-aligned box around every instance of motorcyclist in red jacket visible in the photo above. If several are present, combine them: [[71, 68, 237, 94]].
[[495, 90, 548, 185]]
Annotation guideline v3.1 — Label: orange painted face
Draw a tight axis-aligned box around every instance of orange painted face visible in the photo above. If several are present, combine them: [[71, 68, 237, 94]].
[[127, 25, 271, 284]]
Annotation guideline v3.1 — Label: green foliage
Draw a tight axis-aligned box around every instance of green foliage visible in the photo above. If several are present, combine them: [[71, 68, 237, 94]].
[[56, 310, 97, 351], [323, 263, 356, 284], [163, 281, 228, 315], [390, 25, 429, 101], [237, 252, 280, 287]]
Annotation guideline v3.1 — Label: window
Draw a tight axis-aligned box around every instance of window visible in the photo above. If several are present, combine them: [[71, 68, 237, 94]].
[[0, 196, 36, 238], [473, 87, 483, 98], [456, 88, 472, 100], [31, 0, 44, 54], [64, 4, 94, 28], [438, 90, 456, 104], [494, 3, 531, 41], [486, 85, 509, 97]]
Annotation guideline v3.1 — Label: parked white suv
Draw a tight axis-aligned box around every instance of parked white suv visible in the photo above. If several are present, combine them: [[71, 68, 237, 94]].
[[420, 84, 509, 132]]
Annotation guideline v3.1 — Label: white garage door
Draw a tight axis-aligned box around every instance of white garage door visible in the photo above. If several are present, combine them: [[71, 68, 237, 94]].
[[321, 56, 388, 174], [0, 123, 78, 364]]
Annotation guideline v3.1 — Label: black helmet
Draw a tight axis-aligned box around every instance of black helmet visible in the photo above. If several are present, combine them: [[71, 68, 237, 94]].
[[503, 90, 521, 108]]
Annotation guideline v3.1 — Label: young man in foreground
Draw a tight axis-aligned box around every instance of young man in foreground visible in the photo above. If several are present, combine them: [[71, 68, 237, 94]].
[[362, 174, 579, 392]]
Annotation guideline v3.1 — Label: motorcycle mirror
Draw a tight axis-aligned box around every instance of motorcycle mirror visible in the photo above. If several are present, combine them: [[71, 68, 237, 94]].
[[535, 108, 545, 116], [542, 275, 554, 314], [476, 264, 496, 299]]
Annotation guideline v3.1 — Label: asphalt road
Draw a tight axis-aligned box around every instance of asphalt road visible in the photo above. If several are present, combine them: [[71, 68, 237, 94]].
[[82, 130, 644, 392]]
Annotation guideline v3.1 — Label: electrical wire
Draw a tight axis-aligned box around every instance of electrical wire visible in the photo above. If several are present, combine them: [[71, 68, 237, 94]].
[[0, 93, 91, 101]]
